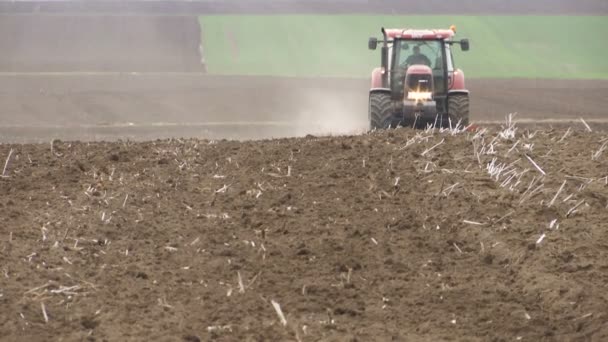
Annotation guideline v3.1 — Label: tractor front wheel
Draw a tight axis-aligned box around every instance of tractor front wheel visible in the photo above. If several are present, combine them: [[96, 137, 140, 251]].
[[369, 92, 396, 130], [448, 94, 470, 127]]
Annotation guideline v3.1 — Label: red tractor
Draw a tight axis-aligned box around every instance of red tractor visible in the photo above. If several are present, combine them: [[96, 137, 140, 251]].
[[368, 26, 470, 129]]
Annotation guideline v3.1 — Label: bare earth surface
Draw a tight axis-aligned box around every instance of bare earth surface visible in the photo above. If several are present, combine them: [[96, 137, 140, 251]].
[[1, 126, 607, 341]]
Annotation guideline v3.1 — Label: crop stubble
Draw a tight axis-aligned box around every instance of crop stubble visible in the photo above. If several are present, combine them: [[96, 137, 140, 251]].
[[1, 124, 607, 341]]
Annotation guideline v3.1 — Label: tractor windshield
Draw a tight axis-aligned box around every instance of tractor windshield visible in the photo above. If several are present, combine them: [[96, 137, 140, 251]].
[[391, 39, 448, 95], [394, 40, 443, 69]]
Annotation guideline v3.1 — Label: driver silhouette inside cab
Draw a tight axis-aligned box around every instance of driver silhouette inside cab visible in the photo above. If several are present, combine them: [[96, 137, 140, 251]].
[[405, 46, 432, 67]]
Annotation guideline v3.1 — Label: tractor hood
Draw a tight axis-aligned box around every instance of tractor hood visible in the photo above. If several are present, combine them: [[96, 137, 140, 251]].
[[406, 65, 433, 75]]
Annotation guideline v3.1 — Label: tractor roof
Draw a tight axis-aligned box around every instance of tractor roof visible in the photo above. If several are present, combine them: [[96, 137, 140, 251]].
[[385, 28, 455, 40]]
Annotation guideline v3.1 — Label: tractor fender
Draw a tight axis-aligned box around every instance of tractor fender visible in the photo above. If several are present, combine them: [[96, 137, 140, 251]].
[[370, 88, 391, 95], [371, 67, 384, 89], [448, 89, 469, 97], [369, 88, 391, 98], [449, 68, 466, 90]]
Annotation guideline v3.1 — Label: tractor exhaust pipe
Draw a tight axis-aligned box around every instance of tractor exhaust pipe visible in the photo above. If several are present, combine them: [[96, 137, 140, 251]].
[[380, 27, 389, 88]]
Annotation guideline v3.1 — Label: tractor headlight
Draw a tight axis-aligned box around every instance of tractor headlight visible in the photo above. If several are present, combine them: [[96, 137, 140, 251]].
[[407, 91, 433, 101]]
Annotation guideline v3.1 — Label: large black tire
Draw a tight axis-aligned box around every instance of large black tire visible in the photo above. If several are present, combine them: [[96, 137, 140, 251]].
[[369, 92, 396, 130], [448, 94, 470, 126]]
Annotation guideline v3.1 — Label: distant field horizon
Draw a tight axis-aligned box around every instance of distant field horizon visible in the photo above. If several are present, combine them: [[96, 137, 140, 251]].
[[200, 15, 608, 80]]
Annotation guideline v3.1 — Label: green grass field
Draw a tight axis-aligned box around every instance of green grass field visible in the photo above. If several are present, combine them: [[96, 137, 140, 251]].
[[199, 15, 608, 79]]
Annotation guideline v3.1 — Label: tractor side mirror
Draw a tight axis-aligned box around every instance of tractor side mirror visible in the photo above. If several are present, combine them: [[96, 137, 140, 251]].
[[368, 37, 378, 50], [460, 39, 470, 51]]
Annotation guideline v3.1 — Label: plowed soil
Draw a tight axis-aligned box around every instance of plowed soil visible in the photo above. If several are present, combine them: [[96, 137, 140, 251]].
[[1, 75, 607, 143], [1, 125, 608, 341]]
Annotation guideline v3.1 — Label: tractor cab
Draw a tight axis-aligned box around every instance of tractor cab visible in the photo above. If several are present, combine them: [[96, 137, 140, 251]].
[[393, 39, 450, 99], [368, 27, 470, 129]]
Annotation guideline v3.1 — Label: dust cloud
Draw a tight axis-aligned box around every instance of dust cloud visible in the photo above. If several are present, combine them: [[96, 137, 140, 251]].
[[289, 87, 369, 137]]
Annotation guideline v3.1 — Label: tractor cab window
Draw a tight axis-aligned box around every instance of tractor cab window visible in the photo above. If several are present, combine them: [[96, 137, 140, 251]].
[[395, 40, 442, 69], [392, 39, 447, 96], [445, 44, 454, 72]]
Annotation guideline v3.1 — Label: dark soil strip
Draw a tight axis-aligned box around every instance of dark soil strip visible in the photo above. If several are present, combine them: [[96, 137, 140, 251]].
[[0, 0, 606, 15]]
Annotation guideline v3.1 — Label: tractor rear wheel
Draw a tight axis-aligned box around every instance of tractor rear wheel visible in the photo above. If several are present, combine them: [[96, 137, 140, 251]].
[[369, 92, 396, 130], [448, 94, 470, 127]]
